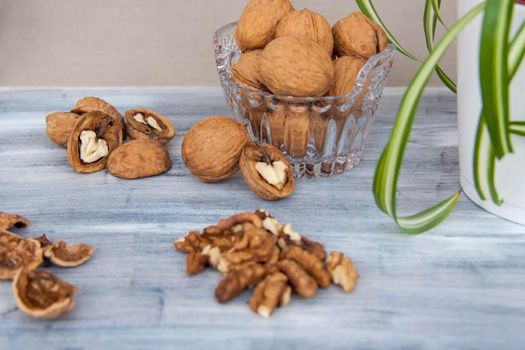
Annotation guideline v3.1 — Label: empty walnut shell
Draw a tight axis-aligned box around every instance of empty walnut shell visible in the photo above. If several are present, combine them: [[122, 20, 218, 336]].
[[44, 240, 94, 267], [235, 0, 294, 52], [45, 112, 81, 147], [0, 211, 30, 231], [239, 143, 294, 200], [13, 268, 77, 319], [67, 111, 123, 174], [124, 108, 176, 144], [107, 139, 172, 179], [182, 116, 249, 182], [0, 230, 44, 280], [330, 55, 367, 96], [71, 96, 125, 132], [258, 35, 334, 97], [232, 50, 264, 90], [275, 8, 334, 55], [332, 12, 387, 58]]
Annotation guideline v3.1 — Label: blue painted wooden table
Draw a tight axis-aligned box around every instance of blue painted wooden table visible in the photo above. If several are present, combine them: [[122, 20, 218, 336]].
[[0, 87, 524, 350]]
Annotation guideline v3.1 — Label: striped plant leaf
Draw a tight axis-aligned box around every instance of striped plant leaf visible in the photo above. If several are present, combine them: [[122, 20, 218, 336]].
[[479, 0, 514, 159], [356, 0, 418, 60], [423, 0, 457, 93], [473, 21, 525, 203], [372, 3, 485, 234]]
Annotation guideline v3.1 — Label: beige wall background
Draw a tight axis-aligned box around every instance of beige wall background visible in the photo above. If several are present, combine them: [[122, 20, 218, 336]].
[[0, 0, 457, 87]]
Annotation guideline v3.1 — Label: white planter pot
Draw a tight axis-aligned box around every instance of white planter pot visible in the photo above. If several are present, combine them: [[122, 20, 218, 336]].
[[458, 0, 525, 224]]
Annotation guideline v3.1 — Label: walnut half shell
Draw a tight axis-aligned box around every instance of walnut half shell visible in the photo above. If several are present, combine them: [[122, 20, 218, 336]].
[[0, 211, 30, 231], [0, 230, 43, 280], [45, 240, 94, 268], [13, 268, 77, 319], [67, 111, 123, 173], [239, 143, 294, 200], [124, 108, 176, 144], [71, 96, 125, 133]]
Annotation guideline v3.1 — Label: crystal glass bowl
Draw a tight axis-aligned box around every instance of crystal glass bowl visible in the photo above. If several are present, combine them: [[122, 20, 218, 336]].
[[214, 22, 395, 178]]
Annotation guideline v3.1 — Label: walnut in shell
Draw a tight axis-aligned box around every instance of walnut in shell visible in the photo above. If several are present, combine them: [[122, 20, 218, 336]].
[[0, 211, 30, 231], [45, 112, 80, 147], [258, 35, 334, 97], [239, 142, 294, 201], [67, 111, 123, 173], [332, 12, 387, 58], [235, 0, 294, 52], [13, 268, 77, 319], [71, 96, 125, 132], [44, 240, 94, 267], [330, 55, 367, 96], [181, 116, 249, 182], [275, 8, 334, 55], [125, 108, 175, 144], [107, 139, 172, 179], [0, 230, 43, 280], [232, 50, 264, 90]]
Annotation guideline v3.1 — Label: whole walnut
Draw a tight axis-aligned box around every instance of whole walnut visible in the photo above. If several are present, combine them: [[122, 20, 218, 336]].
[[258, 36, 334, 97], [181, 116, 249, 182], [329, 55, 367, 96], [236, 0, 294, 52], [332, 12, 387, 58], [232, 50, 264, 90], [275, 9, 334, 55]]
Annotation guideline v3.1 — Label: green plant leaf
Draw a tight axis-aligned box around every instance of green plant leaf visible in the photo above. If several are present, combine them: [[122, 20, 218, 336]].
[[423, 0, 457, 93], [430, 0, 447, 28], [479, 0, 514, 159], [356, 0, 418, 60], [373, 3, 485, 234], [510, 121, 525, 136], [472, 20, 525, 204]]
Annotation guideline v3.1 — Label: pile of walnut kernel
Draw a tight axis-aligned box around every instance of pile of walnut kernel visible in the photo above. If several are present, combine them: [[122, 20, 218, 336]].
[[0, 211, 94, 320], [174, 210, 358, 318]]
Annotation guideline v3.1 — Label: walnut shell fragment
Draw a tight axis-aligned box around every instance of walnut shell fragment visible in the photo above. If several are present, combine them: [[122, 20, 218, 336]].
[[239, 143, 294, 200], [107, 139, 171, 179], [326, 251, 359, 293], [182, 116, 249, 182], [67, 111, 123, 173], [45, 112, 81, 147], [0, 211, 30, 231], [276, 8, 334, 55], [232, 50, 264, 90], [0, 230, 43, 280], [330, 55, 367, 96], [44, 240, 94, 268], [332, 12, 387, 58], [125, 108, 176, 144], [235, 0, 294, 52], [71, 96, 125, 132], [13, 268, 77, 319], [259, 35, 334, 97]]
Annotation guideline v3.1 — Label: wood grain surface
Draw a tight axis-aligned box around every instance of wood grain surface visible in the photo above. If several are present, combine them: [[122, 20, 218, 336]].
[[0, 87, 524, 350]]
